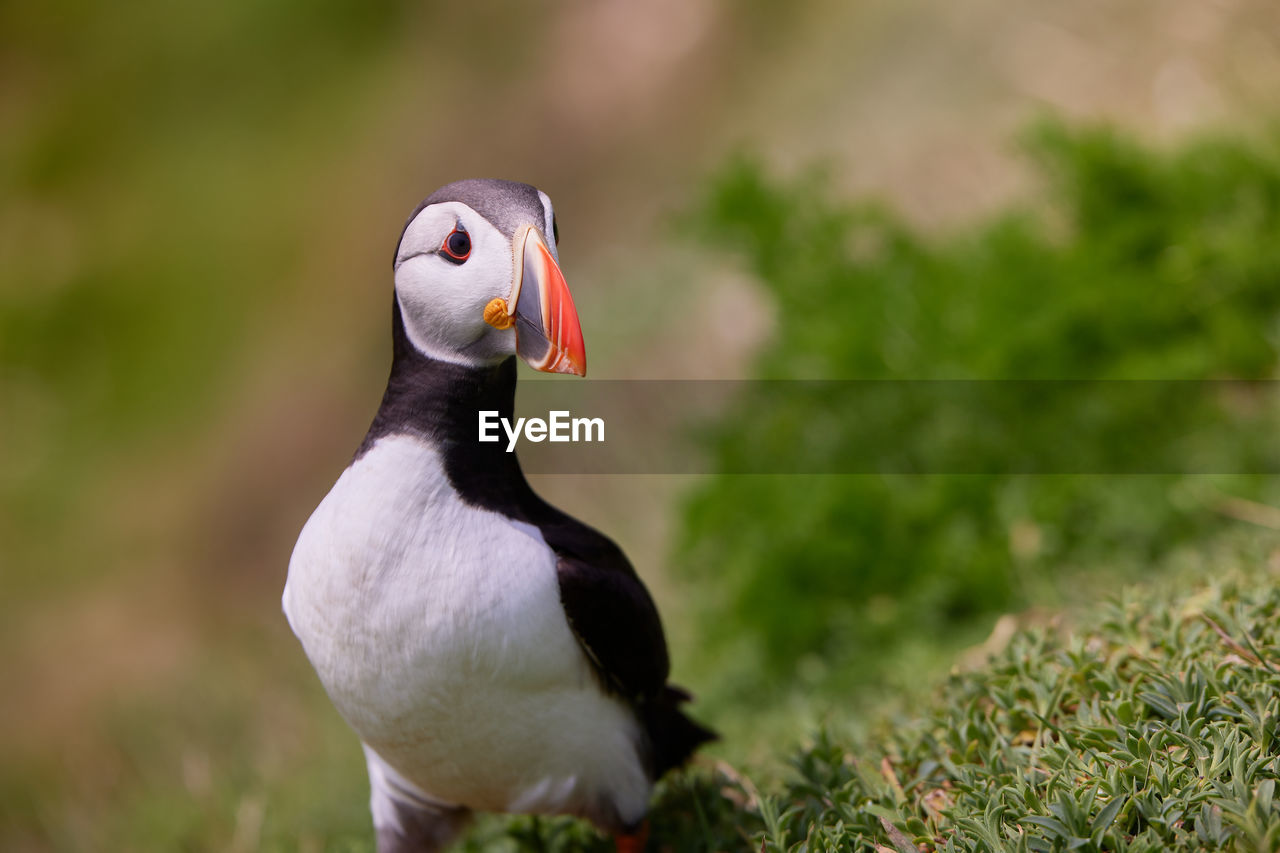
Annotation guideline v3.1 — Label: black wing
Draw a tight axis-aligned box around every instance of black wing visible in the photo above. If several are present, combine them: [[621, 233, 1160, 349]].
[[540, 511, 718, 778], [556, 553, 669, 699], [538, 515, 670, 701]]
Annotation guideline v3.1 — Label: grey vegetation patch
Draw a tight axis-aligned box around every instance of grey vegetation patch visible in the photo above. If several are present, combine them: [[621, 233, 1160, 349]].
[[744, 557, 1280, 851]]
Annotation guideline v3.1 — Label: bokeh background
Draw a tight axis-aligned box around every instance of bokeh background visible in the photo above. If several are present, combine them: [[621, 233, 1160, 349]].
[[5, 0, 1280, 849]]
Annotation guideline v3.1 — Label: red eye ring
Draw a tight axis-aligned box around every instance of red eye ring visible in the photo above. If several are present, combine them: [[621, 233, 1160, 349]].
[[441, 228, 471, 262]]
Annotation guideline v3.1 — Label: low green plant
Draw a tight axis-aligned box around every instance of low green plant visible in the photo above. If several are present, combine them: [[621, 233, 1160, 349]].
[[744, 543, 1280, 852]]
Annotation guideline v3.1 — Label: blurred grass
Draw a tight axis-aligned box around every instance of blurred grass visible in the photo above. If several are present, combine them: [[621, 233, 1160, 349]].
[[1, 0, 410, 609], [1, 2, 416, 848]]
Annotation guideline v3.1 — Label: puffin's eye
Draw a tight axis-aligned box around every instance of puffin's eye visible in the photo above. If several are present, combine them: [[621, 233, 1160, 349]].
[[441, 229, 471, 263]]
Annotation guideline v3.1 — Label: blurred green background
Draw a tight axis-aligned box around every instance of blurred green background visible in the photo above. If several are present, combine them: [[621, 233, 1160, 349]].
[[4, 0, 1280, 850]]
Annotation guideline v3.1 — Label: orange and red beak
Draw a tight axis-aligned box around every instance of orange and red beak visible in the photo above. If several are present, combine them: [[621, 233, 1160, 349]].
[[507, 225, 586, 376]]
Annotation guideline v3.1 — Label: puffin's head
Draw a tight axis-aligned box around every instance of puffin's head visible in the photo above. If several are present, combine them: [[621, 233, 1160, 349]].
[[392, 179, 586, 376]]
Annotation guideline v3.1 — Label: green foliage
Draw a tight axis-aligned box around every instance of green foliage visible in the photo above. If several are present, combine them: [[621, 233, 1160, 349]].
[[456, 773, 746, 853], [697, 125, 1280, 380], [678, 124, 1280, 701], [740, 556, 1280, 852]]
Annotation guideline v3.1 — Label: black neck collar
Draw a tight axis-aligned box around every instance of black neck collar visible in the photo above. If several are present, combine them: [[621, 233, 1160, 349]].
[[357, 298, 540, 518]]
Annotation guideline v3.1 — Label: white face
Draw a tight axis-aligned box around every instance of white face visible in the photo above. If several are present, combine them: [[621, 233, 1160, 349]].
[[392, 195, 559, 368]]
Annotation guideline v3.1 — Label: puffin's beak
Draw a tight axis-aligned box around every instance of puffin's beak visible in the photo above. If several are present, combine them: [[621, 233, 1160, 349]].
[[507, 225, 587, 376]]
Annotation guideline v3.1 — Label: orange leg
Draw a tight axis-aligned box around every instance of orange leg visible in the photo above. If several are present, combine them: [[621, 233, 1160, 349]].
[[614, 819, 649, 853]]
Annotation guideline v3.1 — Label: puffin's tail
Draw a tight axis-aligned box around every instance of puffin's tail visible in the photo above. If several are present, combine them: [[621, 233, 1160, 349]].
[[640, 684, 718, 779]]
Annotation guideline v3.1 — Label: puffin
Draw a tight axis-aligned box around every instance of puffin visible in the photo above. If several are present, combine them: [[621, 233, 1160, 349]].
[[283, 179, 715, 853]]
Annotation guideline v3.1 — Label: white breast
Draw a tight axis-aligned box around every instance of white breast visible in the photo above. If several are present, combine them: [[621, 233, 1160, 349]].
[[282, 434, 649, 825]]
